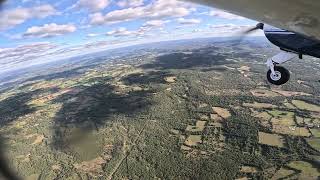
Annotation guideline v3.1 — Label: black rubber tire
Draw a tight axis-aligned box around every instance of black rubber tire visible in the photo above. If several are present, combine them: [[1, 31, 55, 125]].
[[267, 66, 290, 85]]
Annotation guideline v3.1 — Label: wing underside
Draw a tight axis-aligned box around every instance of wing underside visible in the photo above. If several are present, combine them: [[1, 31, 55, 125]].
[[186, 0, 320, 40]]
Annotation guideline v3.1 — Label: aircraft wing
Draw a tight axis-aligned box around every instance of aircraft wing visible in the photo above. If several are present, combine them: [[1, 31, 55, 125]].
[[186, 0, 320, 40]]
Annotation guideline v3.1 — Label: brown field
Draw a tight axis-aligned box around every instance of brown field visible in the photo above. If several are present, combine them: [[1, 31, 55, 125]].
[[205, 89, 242, 96], [31, 134, 45, 145], [258, 132, 285, 148], [74, 157, 107, 177], [181, 145, 192, 151], [185, 135, 202, 146], [250, 89, 280, 98], [164, 76, 177, 83], [254, 111, 272, 127], [186, 121, 207, 132], [240, 166, 258, 173], [237, 66, 251, 77], [238, 66, 250, 71], [212, 107, 231, 119], [271, 89, 311, 97], [272, 125, 311, 137], [254, 112, 272, 121], [210, 113, 223, 122]]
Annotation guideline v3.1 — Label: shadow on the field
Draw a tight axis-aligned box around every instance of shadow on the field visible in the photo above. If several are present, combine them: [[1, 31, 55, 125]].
[[0, 136, 21, 180], [0, 88, 56, 180], [0, 65, 97, 93], [50, 76, 155, 153], [23, 65, 96, 83], [200, 66, 229, 72], [121, 71, 173, 86], [0, 88, 58, 126], [140, 49, 235, 71]]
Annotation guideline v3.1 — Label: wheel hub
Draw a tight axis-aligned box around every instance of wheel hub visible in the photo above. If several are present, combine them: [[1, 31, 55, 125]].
[[270, 71, 281, 81]]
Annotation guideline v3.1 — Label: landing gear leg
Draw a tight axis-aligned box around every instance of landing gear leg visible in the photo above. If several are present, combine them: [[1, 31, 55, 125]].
[[266, 51, 296, 85]]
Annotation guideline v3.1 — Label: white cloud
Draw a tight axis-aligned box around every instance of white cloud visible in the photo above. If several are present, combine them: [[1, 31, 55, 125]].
[[177, 18, 201, 25], [0, 42, 58, 72], [32, 5, 59, 18], [209, 24, 237, 29], [106, 27, 133, 37], [90, 0, 190, 25], [135, 27, 151, 36], [86, 33, 100, 37], [0, 42, 56, 59], [208, 10, 245, 20], [143, 20, 167, 27], [73, 0, 110, 12], [207, 24, 258, 36], [209, 24, 251, 31], [192, 29, 202, 33], [0, 5, 59, 30], [106, 24, 160, 37], [23, 23, 76, 38], [117, 0, 144, 8]]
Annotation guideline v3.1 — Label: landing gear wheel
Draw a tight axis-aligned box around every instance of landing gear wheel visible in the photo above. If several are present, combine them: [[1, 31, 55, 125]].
[[267, 66, 290, 85]]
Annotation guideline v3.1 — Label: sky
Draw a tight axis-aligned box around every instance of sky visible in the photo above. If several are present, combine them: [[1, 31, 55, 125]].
[[0, 0, 260, 73]]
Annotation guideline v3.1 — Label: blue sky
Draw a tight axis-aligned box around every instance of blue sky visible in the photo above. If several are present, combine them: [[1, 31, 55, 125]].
[[0, 0, 258, 72]]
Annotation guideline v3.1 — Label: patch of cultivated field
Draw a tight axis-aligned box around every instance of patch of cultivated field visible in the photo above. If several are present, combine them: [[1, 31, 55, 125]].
[[311, 112, 320, 120], [212, 107, 231, 119], [296, 116, 320, 127], [74, 157, 107, 178], [184, 135, 202, 146], [258, 132, 285, 148], [272, 126, 311, 137], [181, 145, 192, 151], [296, 116, 305, 125], [292, 100, 320, 112], [271, 89, 311, 97], [243, 102, 277, 109], [210, 113, 223, 122], [238, 66, 250, 72], [164, 76, 177, 83], [307, 138, 320, 151], [254, 111, 272, 127], [186, 121, 207, 132], [250, 89, 280, 97], [310, 129, 320, 138], [269, 110, 295, 126], [283, 100, 296, 109], [251, 88, 312, 98], [240, 166, 258, 173], [268, 110, 311, 137], [254, 112, 272, 121], [288, 161, 320, 179], [205, 89, 242, 96], [31, 134, 45, 145], [272, 168, 296, 179], [237, 66, 251, 77]]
